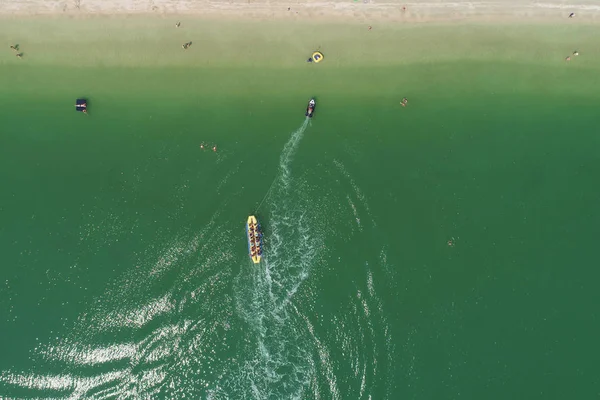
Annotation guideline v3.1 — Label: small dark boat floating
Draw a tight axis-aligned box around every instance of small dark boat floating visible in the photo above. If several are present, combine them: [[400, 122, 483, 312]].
[[306, 98, 315, 118], [75, 99, 87, 114]]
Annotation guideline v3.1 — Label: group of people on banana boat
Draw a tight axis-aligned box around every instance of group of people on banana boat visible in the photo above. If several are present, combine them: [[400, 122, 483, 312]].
[[249, 224, 263, 256]]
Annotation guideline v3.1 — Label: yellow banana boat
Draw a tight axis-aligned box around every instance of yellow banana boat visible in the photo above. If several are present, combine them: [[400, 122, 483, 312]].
[[246, 215, 263, 264]]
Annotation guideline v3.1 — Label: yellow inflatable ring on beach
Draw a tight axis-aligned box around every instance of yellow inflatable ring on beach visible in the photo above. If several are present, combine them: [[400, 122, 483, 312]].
[[312, 51, 324, 63]]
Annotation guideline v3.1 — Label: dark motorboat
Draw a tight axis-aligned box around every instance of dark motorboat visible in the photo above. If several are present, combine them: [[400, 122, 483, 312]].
[[305, 98, 316, 118], [75, 99, 88, 114]]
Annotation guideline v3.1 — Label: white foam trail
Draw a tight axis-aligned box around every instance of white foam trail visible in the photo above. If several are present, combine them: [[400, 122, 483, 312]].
[[228, 118, 326, 399], [279, 118, 310, 191], [347, 195, 362, 232]]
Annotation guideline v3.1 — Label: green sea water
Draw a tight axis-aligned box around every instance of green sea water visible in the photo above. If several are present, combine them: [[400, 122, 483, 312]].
[[1, 17, 600, 399]]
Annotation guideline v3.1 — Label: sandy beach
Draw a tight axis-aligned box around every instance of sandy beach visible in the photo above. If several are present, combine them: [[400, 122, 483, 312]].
[[2, 0, 600, 69], [1, 0, 600, 22]]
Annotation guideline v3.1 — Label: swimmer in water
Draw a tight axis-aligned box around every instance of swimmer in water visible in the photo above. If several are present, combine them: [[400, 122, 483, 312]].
[[401, 97, 408, 107], [212, 146, 217, 152], [200, 144, 204, 149]]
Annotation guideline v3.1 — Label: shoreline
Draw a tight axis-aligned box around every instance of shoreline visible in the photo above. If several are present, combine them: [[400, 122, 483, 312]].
[[1, 1, 600, 23], [1, 16, 596, 69]]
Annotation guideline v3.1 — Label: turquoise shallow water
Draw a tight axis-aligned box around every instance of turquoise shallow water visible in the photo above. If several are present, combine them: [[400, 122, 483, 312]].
[[2, 33, 600, 399]]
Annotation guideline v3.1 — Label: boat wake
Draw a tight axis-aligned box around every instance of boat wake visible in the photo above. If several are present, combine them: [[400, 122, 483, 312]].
[[223, 118, 325, 399], [0, 119, 397, 400], [219, 122, 395, 400], [279, 118, 310, 190], [0, 179, 241, 399]]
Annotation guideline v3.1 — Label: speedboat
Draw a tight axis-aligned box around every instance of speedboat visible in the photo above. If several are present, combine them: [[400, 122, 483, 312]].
[[305, 98, 316, 118], [246, 215, 263, 264]]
